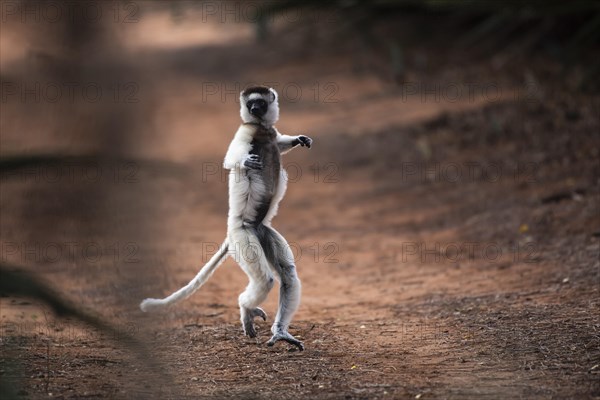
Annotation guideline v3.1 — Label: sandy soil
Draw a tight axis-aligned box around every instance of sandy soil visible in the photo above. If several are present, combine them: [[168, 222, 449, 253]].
[[1, 4, 599, 399]]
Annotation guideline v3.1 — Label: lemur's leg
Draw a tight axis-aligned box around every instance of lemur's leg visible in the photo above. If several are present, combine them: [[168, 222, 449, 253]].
[[229, 226, 274, 338], [239, 276, 273, 338], [261, 226, 304, 350]]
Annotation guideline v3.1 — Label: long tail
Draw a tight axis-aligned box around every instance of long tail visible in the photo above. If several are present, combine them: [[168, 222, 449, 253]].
[[140, 240, 229, 312]]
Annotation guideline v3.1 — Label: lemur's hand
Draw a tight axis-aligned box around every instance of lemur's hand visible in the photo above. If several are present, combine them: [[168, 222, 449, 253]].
[[243, 154, 263, 170], [296, 135, 313, 148]]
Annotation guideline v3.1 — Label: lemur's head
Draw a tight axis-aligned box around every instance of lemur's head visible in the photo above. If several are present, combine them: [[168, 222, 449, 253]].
[[240, 86, 279, 126]]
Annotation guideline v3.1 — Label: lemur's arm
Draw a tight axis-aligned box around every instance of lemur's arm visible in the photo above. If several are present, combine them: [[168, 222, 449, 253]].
[[276, 130, 313, 155], [223, 124, 261, 170]]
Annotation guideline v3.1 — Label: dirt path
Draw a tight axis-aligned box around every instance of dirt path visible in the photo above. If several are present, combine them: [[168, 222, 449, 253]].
[[1, 6, 599, 399]]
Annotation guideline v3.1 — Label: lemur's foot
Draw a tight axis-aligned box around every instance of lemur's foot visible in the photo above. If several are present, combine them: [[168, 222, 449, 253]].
[[250, 307, 267, 321], [267, 331, 304, 351], [242, 307, 267, 338], [243, 154, 262, 170]]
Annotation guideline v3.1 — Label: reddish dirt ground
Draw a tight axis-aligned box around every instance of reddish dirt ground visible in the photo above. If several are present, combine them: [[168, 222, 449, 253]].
[[1, 5, 599, 399]]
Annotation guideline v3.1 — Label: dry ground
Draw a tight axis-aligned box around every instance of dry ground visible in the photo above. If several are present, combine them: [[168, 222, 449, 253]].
[[1, 4, 599, 399]]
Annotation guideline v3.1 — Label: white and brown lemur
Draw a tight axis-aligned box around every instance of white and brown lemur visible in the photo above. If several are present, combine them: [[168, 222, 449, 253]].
[[140, 86, 312, 350]]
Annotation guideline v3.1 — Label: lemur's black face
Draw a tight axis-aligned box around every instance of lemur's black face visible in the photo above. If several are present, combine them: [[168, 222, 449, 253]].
[[240, 86, 279, 125], [247, 99, 268, 118]]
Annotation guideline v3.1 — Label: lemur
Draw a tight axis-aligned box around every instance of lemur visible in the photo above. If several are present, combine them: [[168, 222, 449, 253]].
[[140, 86, 312, 351]]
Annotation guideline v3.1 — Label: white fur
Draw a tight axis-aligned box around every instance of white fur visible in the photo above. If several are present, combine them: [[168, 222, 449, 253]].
[[263, 89, 279, 126], [268, 227, 301, 329], [139, 241, 229, 311], [223, 124, 255, 170], [276, 130, 301, 155]]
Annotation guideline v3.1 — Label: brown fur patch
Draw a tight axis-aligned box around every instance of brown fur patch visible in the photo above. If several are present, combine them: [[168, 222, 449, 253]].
[[242, 86, 271, 96], [241, 86, 274, 101]]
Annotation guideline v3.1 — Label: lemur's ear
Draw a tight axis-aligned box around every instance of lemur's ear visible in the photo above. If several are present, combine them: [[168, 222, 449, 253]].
[[269, 88, 278, 102]]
